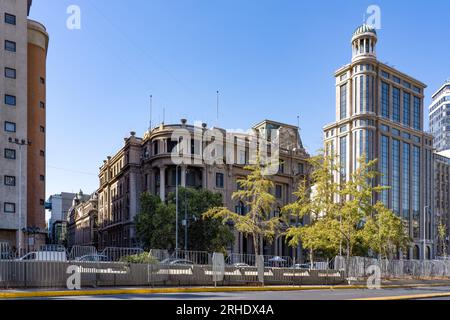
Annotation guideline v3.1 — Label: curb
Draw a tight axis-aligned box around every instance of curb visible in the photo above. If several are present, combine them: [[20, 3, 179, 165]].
[[1, 283, 450, 299], [354, 291, 450, 300]]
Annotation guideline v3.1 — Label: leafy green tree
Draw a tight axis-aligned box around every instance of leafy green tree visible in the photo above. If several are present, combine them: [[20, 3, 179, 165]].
[[167, 188, 235, 253], [135, 193, 176, 250], [204, 158, 281, 256], [361, 202, 410, 259], [437, 218, 448, 259], [135, 188, 234, 253]]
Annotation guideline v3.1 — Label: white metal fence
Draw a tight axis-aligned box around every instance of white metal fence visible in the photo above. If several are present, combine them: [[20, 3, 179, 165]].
[[334, 256, 450, 279]]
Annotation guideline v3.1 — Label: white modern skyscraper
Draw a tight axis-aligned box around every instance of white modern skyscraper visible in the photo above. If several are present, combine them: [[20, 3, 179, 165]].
[[429, 79, 450, 152], [323, 24, 435, 259]]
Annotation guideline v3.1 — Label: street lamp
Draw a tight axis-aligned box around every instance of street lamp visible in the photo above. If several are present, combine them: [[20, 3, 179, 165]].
[[423, 205, 430, 261], [8, 137, 31, 254]]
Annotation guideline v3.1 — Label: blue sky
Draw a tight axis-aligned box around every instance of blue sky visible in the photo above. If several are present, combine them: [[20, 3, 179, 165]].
[[28, 0, 450, 200]]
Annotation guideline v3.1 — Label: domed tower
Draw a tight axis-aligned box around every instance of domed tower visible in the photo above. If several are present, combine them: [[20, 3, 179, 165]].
[[351, 24, 377, 62]]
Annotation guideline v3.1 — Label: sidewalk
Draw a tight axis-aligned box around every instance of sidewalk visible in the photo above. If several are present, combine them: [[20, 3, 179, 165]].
[[2, 280, 450, 299]]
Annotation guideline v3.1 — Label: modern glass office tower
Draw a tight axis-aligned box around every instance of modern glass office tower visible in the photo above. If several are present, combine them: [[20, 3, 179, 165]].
[[429, 80, 450, 152], [323, 24, 435, 259]]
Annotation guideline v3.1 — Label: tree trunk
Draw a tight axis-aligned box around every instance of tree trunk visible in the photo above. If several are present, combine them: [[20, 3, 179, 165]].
[[253, 234, 259, 257], [309, 249, 314, 269]]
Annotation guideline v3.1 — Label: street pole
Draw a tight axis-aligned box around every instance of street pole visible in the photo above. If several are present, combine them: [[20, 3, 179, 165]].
[[175, 165, 179, 252], [184, 189, 187, 251], [8, 138, 30, 255], [423, 205, 429, 261]]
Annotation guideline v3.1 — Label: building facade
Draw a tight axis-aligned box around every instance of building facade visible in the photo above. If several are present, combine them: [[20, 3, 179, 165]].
[[434, 151, 450, 257], [46, 192, 77, 245], [96, 119, 310, 258], [0, 0, 48, 250], [323, 24, 435, 259], [66, 191, 98, 248], [429, 80, 450, 152]]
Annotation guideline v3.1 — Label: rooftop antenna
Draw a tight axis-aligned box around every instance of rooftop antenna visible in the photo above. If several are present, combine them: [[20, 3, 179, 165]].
[[149, 95, 153, 131], [216, 90, 220, 126], [163, 107, 165, 124], [297, 115, 300, 129]]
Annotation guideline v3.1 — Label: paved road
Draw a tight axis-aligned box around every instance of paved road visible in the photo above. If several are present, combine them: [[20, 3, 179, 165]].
[[25, 286, 450, 300]]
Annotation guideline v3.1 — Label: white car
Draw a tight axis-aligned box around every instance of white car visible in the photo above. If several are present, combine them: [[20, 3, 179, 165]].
[[18, 251, 67, 262]]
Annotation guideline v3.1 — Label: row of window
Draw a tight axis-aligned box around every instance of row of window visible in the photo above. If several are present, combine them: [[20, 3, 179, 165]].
[[3, 94, 46, 108], [216, 172, 285, 199], [3, 121, 45, 133], [2, 148, 45, 160]]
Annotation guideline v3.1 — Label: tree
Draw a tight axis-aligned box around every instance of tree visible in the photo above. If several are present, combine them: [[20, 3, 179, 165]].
[[204, 157, 281, 256], [135, 193, 176, 250], [283, 153, 341, 262], [167, 187, 235, 253], [361, 202, 410, 259], [135, 188, 234, 253], [437, 218, 448, 259]]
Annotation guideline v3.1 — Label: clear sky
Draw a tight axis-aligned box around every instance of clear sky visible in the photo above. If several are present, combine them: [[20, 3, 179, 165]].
[[28, 0, 450, 202]]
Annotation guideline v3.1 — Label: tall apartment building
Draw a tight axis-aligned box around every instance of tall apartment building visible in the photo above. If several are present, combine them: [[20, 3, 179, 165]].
[[96, 120, 310, 258], [323, 24, 435, 259], [429, 80, 450, 152], [0, 0, 48, 250]]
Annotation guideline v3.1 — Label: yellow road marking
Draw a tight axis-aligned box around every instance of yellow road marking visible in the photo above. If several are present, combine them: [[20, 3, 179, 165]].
[[354, 292, 450, 300], [0, 283, 449, 299]]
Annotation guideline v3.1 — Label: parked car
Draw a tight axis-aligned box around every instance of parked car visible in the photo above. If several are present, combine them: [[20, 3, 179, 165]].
[[291, 263, 312, 270], [75, 254, 110, 262], [232, 262, 251, 268], [18, 251, 67, 262], [161, 258, 194, 266]]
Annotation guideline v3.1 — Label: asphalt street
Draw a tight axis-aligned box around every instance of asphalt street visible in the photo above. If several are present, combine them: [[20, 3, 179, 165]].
[[23, 286, 450, 300]]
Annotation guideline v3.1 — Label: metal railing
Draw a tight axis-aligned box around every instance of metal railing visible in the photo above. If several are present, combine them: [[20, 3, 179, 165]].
[[334, 256, 450, 279], [225, 253, 293, 268]]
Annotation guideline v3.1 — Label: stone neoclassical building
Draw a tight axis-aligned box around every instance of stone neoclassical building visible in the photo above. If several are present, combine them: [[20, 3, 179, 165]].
[[96, 119, 310, 257], [66, 191, 99, 248], [323, 24, 435, 259]]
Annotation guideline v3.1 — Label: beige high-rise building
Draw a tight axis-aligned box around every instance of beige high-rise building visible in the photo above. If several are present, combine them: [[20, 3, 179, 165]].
[[323, 24, 435, 259], [0, 0, 48, 251]]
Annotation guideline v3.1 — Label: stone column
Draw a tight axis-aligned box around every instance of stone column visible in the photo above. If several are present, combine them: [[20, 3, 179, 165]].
[[159, 166, 166, 202]]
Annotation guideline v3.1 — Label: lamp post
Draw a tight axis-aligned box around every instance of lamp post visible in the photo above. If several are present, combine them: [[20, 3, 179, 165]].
[[175, 165, 180, 252], [423, 205, 430, 260], [8, 137, 31, 254]]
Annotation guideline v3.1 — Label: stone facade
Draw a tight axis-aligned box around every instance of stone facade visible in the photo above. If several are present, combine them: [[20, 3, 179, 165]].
[[96, 120, 310, 257], [66, 191, 98, 248]]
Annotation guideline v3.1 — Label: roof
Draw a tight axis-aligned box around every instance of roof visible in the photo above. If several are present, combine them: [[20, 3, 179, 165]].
[[352, 24, 377, 38]]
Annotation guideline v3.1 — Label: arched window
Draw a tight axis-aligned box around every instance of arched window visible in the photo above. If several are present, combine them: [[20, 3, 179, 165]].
[[413, 245, 420, 260]]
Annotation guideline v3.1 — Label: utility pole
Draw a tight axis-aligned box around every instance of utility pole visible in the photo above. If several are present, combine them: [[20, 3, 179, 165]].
[[423, 205, 429, 260], [8, 137, 31, 254]]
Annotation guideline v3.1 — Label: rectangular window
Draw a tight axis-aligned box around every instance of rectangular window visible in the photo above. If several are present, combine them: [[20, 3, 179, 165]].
[[215, 173, 224, 188], [340, 83, 347, 120], [412, 146, 420, 239], [4, 67, 16, 79], [4, 175, 16, 186], [40, 77, 45, 84], [40, 126, 45, 133], [4, 121, 16, 132], [393, 76, 401, 84], [340, 136, 347, 181], [40, 150, 45, 157], [298, 162, 304, 175], [4, 148, 16, 159], [392, 139, 400, 215], [413, 97, 421, 130], [393, 87, 401, 122], [4, 40, 16, 52], [4, 13, 16, 25], [4, 202, 15, 213], [381, 82, 390, 118], [402, 142, 410, 229], [403, 92, 411, 127], [380, 135, 389, 206], [5, 95, 16, 106], [40, 101, 45, 109], [275, 185, 283, 199], [40, 175, 45, 182], [381, 71, 390, 79]]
